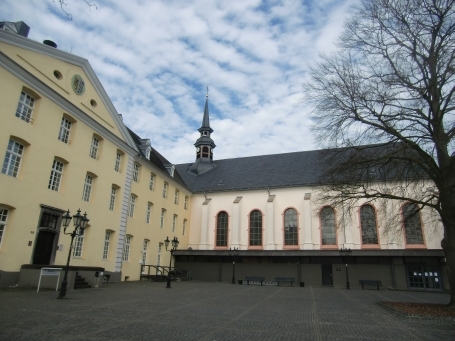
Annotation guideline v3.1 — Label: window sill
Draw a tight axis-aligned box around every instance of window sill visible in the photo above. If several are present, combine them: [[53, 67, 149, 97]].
[[405, 244, 426, 249]]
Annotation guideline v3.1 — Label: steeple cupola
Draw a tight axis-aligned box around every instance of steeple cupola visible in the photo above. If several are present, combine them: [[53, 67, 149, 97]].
[[188, 90, 216, 175]]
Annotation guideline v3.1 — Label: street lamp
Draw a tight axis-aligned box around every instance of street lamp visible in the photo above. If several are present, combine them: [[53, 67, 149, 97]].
[[339, 247, 352, 290], [229, 247, 238, 284], [57, 209, 89, 299], [164, 236, 179, 289]]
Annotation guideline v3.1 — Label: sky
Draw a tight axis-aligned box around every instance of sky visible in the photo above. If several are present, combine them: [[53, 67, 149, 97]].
[[3, 0, 358, 164]]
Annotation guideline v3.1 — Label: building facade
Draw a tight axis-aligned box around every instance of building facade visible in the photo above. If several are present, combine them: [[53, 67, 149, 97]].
[[0, 22, 448, 291]]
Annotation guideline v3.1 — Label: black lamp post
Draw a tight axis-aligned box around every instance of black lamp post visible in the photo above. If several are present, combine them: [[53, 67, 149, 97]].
[[57, 209, 89, 299], [164, 236, 179, 289], [229, 247, 238, 284], [339, 247, 352, 290]]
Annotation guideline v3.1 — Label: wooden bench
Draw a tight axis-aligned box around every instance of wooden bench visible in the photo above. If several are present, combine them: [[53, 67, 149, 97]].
[[245, 276, 265, 285], [359, 280, 382, 290], [275, 277, 295, 286]]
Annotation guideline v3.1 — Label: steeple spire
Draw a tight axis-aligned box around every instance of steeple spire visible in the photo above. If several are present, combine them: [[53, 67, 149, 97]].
[[188, 90, 216, 175]]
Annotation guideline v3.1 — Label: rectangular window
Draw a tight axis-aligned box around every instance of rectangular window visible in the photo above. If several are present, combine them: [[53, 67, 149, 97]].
[[103, 231, 111, 260], [160, 209, 165, 228], [184, 196, 189, 210], [89, 136, 99, 159], [109, 186, 117, 211], [128, 194, 136, 218], [15, 91, 35, 123], [141, 239, 148, 264], [82, 174, 93, 202], [133, 163, 140, 182], [58, 117, 72, 144], [149, 173, 155, 190], [163, 182, 168, 198], [0, 208, 9, 249], [174, 190, 179, 204], [122, 235, 131, 261], [73, 230, 84, 257], [146, 202, 152, 223], [172, 214, 177, 232], [114, 152, 121, 172], [157, 242, 163, 266], [2, 140, 24, 178], [48, 159, 64, 191], [183, 219, 187, 236]]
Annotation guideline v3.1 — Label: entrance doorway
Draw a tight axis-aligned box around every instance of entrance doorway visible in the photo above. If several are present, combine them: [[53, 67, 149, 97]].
[[407, 265, 441, 289], [33, 230, 56, 265], [322, 264, 333, 286]]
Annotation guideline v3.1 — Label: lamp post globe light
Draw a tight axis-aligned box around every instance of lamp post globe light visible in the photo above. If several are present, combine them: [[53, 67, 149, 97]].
[[57, 209, 89, 299], [164, 236, 179, 289], [339, 247, 352, 290], [229, 247, 238, 284]]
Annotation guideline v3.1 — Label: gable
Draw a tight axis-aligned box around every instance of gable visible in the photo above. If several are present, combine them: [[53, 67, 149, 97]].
[[0, 30, 135, 148]]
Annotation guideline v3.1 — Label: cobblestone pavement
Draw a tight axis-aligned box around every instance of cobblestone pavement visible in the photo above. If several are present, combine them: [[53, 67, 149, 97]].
[[0, 281, 453, 341]]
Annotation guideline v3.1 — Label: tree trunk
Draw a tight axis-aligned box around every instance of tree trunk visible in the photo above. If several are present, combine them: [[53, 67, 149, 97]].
[[440, 187, 455, 307]]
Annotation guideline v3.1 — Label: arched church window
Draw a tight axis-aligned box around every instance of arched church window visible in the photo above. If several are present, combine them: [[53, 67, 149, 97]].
[[360, 205, 378, 244], [216, 211, 228, 247], [249, 210, 262, 246], [284, 208, 298, 246], [402, 203, 424, 245], [321, 206, 336, 245]]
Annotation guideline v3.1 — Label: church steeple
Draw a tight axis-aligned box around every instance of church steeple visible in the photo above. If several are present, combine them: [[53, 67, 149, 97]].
[[194, 89, 215, 160], [188, 89, 216, 175]]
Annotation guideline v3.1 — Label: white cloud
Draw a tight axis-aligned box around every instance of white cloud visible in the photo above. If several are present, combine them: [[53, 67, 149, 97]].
[[2, 0, 356, 163]]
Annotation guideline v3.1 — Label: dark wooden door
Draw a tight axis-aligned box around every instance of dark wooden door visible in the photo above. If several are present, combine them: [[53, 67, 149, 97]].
[[321, 264, 333, 286], [33, 230, 55, 265]]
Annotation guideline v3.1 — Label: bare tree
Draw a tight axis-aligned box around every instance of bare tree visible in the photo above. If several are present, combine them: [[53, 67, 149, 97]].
[[55, 0, 97, 20], [303, 0, 455, 305]]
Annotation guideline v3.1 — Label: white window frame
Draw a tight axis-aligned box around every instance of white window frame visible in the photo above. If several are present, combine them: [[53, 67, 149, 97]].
[[172, 214, 177, 232], [141, 239, 148, 265], [48, 159, 64, 191], [128, 194, 136, 218], [89, 136, 99, 159], [109, 186, 117, 211], [146, 202, 152, 224], [73, 230, 85, 257], [15, 91, 35, 123], [58, 117, 72, 144], [82, 174, 93, 202], [149, 173, 155, 190], [163, 182, 168, 198], [103, 230, 111, 260], [160, 209, 165, 228], [174, 190, 179, 205], [133, 163, 140, 182], [122, 235, 131, 261], [184, 196, 189, 210], [114, 152, 121, 172], [0, 208, 9, 249], [157, 242, 163, 266], [2, 140, 24, 178]]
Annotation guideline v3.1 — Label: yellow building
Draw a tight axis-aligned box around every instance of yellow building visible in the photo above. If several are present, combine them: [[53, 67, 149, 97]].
[[0, 23, 190, 286]]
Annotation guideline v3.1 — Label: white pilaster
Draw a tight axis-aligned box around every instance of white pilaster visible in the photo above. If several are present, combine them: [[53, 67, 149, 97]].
[[265, 195, 275, 250], [199, 198, 211, 250], [303, 193, 314, 250], [231, 196, 242, 248]]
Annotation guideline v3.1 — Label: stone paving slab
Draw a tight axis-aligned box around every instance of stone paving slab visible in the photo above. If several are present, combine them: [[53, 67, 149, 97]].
[[0, 281, 453, 341]]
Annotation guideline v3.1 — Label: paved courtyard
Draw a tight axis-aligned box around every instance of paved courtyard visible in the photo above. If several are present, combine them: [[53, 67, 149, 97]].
[[0, 281, 453, 341]]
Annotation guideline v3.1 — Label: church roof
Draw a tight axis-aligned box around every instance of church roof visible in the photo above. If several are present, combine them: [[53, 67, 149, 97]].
[[174, 149, 331, 193]]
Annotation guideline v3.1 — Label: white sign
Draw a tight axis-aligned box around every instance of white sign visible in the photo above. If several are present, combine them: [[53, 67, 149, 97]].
[[37, 267, 62, 292]]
